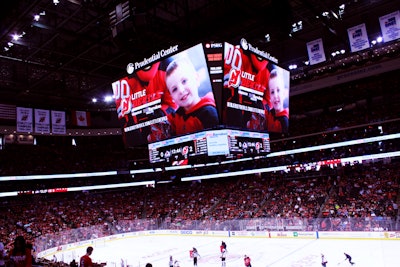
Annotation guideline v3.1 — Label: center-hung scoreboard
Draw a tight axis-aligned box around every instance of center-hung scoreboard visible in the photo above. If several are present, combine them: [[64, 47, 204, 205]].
[[111, 39, 290, 165]]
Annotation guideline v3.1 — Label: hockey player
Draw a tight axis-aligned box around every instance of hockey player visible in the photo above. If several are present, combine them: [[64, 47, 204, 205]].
[[220, 249, 227, 267], [192, 248, 200, 266], [220, 241, 227, 252], [243, 255, 251, 267], [344, 253, 355, 265], [321, 254, 328, 267]]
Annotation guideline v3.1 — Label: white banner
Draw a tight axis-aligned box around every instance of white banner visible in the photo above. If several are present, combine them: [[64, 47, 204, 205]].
[[379, 10, 400, 43], [51, 110, 66, 134], [16, 107, 33, 133], [306, 38, 326, 65], [347, 23, 370, 52], [34, 109, 50, 134]]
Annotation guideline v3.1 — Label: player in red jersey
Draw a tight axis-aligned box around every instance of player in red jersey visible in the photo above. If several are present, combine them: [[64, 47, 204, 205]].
[[220, 241, 227, 252], [80, 247, 93, 267], [243, 255, 251, 267]]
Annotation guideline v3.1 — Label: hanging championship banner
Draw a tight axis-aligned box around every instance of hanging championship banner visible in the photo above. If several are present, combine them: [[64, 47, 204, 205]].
[[34, 109, 50, 134], [16, 107, 33, 133], [379, 10, 400, 43], [51, 110, 66, 134], [307, 38, 326, 65], [348, 23, 370, 52]]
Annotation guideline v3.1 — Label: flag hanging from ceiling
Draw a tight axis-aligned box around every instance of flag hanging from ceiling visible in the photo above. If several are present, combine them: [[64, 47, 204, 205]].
[[347, 23, 370, 53], [306, 38, 326, 65], [379, 10, 400, 43], [72, 110, 91, 127]]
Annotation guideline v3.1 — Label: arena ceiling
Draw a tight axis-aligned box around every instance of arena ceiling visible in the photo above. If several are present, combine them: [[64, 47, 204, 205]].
[[0, 0, 398, 110]]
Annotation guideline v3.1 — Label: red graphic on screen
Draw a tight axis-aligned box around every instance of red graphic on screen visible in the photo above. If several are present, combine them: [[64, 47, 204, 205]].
[[115, 44, 220, 147], [223, 42, 289, 134]]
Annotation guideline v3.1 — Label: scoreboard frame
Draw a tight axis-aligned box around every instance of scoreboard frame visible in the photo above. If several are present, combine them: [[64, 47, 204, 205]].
[[148, 128, 270, 165]]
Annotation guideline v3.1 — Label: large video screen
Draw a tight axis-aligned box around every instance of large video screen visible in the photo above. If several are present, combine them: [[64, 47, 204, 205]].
[[148, 129, 270, 165], [112, 43, 222, 147], [223, 39, 290, 134]]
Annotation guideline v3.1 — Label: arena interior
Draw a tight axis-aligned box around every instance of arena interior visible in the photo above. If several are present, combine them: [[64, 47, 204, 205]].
[[0, 1, 400, 267]]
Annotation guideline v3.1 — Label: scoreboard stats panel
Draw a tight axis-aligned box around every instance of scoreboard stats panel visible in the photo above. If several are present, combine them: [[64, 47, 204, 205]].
[[148, 129, 270, 165], [148, 132, 207, 165], [227, 129, 271, 155]]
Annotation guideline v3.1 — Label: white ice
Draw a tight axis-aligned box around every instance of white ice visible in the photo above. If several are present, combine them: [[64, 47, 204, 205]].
[[50, 235, 400, 267]]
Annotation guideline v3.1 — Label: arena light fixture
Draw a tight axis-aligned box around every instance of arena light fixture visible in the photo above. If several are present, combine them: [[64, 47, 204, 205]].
[[104, 95, 113, 102]]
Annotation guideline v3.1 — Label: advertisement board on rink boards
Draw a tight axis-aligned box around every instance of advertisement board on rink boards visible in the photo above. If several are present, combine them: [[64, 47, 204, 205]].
[[37, 229, 400, 265]]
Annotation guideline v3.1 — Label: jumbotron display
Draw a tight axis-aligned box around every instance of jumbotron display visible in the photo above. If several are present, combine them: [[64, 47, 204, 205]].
[[112, 43, 222, 147], [111, 39, 290, 163], [223, 40, 290, 134]]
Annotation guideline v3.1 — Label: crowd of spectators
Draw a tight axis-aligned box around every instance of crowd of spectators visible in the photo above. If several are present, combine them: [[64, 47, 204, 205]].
[[0, 160, 399, 254]]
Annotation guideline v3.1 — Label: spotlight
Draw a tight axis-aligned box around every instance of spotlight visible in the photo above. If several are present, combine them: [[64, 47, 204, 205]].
[[104, 95, 113, 102]]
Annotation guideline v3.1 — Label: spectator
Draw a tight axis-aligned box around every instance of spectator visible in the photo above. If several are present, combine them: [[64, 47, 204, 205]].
[[8, 236, 32, 267], [80, 247, 93, 267]]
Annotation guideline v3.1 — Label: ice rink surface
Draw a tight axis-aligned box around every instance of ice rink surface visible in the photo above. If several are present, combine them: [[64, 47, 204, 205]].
[[51, 235, 400, 267]]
